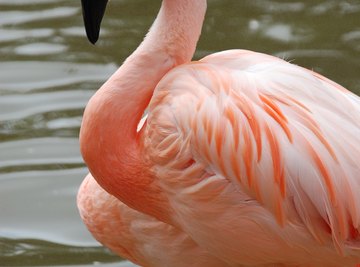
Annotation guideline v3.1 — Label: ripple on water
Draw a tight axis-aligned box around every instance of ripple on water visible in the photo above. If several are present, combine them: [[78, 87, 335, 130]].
[[0, 61, 117, 93], [0, 7, 78, 26], [311, 0, 360, 15], [60, 27, 89, 38], [14, 43, 67, 56], [250, 0, 305, 13], [0, 90, 93, 121], [262, 23, 311, 43], [0, 0, 62, 4], [0, 237, 122, 266], [342, 30, 360, 52], [0, 166, 132, 265], [0, 168, 90, 245], [0, 137, 82, 170], [46, 116, 83, 129], [0, 29, 54, 43]]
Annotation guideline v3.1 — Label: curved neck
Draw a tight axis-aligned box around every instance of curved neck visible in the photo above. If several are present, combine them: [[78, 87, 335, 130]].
[[80, 0, 206, 221]]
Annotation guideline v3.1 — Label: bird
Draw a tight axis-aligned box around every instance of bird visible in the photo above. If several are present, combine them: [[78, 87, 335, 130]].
[[78, 0, 360, 266]]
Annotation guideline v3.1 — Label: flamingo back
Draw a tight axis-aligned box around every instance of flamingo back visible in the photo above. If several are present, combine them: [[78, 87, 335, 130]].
[[141, 49, 360, 266]]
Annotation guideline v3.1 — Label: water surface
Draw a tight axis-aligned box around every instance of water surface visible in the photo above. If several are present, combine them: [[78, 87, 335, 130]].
[[0, 0, 359, 266]]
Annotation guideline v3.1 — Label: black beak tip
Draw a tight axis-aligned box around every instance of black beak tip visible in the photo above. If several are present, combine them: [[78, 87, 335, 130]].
[[81, 0, 108, 44], [89, 37, 98, 45], [86, 29, 100, 45]]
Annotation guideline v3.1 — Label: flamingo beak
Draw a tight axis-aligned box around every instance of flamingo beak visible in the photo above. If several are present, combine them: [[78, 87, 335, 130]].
[[81, 0, 109, 44]]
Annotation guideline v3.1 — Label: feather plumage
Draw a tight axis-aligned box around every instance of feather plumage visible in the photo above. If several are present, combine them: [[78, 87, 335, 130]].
[[143, 50, 360, 266]]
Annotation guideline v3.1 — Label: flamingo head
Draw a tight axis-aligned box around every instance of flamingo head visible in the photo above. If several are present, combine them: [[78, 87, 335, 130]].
[[81, 0, 109, 44]]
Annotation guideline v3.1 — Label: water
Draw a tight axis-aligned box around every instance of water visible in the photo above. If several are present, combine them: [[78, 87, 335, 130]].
[[0, 0, 359, 266]]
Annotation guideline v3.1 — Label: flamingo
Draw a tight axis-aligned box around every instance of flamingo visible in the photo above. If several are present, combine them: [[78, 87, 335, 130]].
[[78, 0, 360, 266]]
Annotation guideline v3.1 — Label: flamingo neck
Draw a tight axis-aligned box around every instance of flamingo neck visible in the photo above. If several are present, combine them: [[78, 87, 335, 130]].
[[80, 0, 206, 222]]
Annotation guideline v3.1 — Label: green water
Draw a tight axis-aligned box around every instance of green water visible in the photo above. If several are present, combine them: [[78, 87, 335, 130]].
[[0, 0, 359, 266]]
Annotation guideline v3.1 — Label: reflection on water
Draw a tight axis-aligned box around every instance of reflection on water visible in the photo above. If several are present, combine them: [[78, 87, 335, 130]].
[[0, 0, 359, 266], [0, 238, 117, 266]]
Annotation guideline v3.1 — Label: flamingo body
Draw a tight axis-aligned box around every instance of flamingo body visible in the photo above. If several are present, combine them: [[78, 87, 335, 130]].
[[78, 174, 230, 267], [78, 0, 360, 266]]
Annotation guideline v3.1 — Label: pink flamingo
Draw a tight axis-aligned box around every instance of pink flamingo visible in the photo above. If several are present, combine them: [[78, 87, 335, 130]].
[[78, 0, 360, 266]]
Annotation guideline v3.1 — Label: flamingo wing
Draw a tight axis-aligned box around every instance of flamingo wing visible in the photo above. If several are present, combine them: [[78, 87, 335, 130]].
[[146, 50, 360, 256]]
